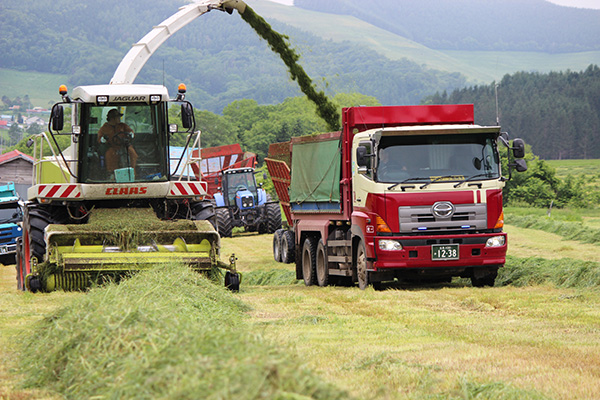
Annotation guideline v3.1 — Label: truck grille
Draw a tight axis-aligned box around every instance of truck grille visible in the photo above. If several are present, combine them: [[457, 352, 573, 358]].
[[398, 203, 487, 233]]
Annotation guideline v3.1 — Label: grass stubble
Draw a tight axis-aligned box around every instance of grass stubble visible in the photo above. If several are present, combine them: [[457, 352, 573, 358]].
[[2, 215, 600, 399]]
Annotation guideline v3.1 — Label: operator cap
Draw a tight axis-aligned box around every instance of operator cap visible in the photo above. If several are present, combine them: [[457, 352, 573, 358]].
[[107, 109, 123, 120]]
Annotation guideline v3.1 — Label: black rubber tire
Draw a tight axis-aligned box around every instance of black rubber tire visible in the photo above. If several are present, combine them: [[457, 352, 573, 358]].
[[15, 237, 24, 291], [0, 254, 14, 266], [224, 271, 240, 292], [471, 268, 498, 287], [193, 200, 217, 230], [265, 202, 282, 234], [216, 208, 233, 238], [356, 241, 369, 290], [302, 237, 317, 286], [28, 205, 69, 264], [273, 229, 284, 262], [281, 230, 295, 264], [316, 239, 329, 287]]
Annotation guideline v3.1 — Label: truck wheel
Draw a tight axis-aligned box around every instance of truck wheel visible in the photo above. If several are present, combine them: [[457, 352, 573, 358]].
[[302, 237, 317, 286], [471, 267, 498, 287], [356, 241, 369, 290], [266, 203, 282, 234], [273, 229, 284, 262], [316, 239, 329, 287], [216, 208, 233, 238], [281, 230, 295, 264]]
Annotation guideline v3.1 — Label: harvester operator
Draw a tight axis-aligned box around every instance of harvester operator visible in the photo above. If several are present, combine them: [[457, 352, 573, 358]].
[[98, 108, 138, 174]]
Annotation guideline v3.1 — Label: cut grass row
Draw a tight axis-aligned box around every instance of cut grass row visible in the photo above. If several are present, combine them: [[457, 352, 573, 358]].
[[17, 263, 348, 400]]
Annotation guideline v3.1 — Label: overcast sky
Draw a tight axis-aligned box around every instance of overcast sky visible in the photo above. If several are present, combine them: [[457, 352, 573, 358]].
[[264, 0, 600, 9]]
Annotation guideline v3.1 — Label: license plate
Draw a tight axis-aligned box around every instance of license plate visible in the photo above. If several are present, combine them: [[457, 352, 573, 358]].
[[431, 244, 459, 260]]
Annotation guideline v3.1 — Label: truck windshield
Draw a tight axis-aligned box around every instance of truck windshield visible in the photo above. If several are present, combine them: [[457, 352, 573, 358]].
[[376, 133, 500, 184], [79, 104, 168, 183], [0, 205, 21, 224]]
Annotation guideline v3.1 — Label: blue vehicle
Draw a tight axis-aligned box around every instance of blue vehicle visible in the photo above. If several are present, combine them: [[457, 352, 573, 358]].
[[214, 168, 281, 237], [0, 182, 22, 266]]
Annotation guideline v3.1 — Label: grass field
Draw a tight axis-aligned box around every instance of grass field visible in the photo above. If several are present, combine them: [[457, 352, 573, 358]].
[[0, 68, 67, 109], [2, 210, 600, 399]]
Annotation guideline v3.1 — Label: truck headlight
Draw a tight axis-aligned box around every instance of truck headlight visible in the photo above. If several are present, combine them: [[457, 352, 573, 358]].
[[485, 236, 505, 248], [379, 239, 402, 251]]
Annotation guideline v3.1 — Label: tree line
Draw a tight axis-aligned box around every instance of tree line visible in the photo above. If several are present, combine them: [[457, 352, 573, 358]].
[[425, 65, 600, 160]]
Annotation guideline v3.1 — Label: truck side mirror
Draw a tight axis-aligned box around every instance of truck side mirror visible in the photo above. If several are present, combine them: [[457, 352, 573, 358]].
[[51, 105, 64, 131], [512, 138, 525, 159], [514, 158, 528, 172], [356, 146, 368, 167], [181, 103, 193, 129]]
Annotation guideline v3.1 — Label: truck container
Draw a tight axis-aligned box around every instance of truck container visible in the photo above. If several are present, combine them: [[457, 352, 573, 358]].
[[266, 104, 526, 289]]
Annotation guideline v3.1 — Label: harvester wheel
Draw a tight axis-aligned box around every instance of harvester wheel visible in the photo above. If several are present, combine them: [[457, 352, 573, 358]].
[[273, 229, 284, 262], [27, 205, 70, 266], [216, 208, 233, 238], [316, 239, 329, 287], [301, 237, 317, 286], [266, 203, 282, 234], [281, 230, 295, 264], [224, 271, 240, 292], [15, 237, 24, 291], [193, 200, 217, 230]]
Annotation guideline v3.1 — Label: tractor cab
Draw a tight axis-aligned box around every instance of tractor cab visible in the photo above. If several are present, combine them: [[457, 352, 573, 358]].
[[222, 168, 261, 209]]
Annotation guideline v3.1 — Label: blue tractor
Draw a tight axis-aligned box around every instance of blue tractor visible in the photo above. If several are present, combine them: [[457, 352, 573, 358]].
[[0, 182, 23, 266], [213, 168, 281, 237]]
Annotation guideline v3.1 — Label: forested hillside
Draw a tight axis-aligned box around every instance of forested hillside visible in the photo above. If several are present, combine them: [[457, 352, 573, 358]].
[[425, 65, 600, 160], [295, 0, 600, 52], [0, 0, 467, 112]]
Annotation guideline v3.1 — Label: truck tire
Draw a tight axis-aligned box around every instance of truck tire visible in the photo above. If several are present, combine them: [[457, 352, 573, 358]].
[[471, 267, 498, 287], [273, 229, 284, 262], [266, 203, 282, 234], [316, 239, 329, 287], [301, 237, 317, 286], [216, 208, 233, 238], [281, 230, 295, 264], [356, 241, 369, 290]]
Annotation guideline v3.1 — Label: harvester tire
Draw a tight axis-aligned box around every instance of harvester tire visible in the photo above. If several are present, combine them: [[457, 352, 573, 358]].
[[193, 200, 217, 230], [273, 229, 284, 262], [301, 237, 317, 286], [266, 202, 281, 234], [27, 205, 70, 265], [225, 271, 240, 292], [15, 237, 24, 291], [216, 208, 233, 238], [281, 230, 295, 264]]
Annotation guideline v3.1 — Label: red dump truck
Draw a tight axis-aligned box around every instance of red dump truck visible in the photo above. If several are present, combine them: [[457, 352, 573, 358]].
[[266, 104, 526, 289]]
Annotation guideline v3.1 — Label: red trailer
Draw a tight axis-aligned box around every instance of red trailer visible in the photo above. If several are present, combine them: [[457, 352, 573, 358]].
[[266, 105, 526, 289]]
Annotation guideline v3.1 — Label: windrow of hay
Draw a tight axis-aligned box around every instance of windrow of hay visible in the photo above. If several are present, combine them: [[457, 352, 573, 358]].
[[507, 215, 600, 245], [243, 269, 299, 286], [498, 255, 600, 289], [18, 263, 349, 400]]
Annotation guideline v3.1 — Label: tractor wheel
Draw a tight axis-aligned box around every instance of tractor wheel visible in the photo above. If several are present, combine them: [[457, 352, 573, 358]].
[[316, 239, 329, 287], [281, 230, 295, 264], [301, 237, 317, 286], [356, 241, 369, 290], [193, 200, 216, 230], [216, 208, 233, 238], [273, 229, 284, 262], [266, 203, 282, 234], [224, 271, 240, 292]]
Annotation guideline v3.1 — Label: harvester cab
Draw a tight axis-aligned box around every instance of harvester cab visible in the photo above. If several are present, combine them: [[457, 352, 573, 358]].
[[17, 83, 240, 292]]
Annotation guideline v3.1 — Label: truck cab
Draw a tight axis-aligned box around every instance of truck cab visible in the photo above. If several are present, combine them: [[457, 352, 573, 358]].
[[0, 182, 22, 265]]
